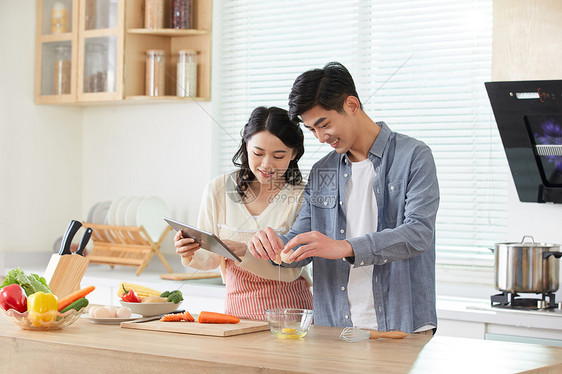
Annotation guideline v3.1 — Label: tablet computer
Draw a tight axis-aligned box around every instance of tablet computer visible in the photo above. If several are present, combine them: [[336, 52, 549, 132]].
[[164, 217, 242, 262]]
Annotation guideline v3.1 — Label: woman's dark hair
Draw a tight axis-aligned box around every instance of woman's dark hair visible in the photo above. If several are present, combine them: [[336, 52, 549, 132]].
[[288, 62, 362, 122], [232, 106, 304, 196]]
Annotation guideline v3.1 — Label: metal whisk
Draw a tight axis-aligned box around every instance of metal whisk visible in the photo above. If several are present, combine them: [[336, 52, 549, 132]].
[[340, 327, 408, 343]]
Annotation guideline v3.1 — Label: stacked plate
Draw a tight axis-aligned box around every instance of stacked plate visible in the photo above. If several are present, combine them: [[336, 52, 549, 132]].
[[87, 201, 112, 224], [86, 196, 169, 241]]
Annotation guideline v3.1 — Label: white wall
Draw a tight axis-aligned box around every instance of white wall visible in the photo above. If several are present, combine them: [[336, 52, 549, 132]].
[[81, 103, 213, 253], [0, 2, 83, 252], [0, 2, 213, 256]]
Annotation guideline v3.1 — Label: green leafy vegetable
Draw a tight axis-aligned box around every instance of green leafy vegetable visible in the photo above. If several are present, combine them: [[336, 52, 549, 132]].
[[160, 290, 183, 304], [1, 267, 52, 296]]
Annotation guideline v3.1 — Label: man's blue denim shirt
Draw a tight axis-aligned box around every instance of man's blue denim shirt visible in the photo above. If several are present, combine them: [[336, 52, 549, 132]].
[[281, 122, 440, 333]]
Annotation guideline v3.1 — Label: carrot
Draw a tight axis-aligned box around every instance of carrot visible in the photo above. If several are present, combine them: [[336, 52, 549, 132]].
[[161, 314, 184, 322], [160, 311, 194, 322], [197, 311, 240, 324], [57, 286, 95, 311]]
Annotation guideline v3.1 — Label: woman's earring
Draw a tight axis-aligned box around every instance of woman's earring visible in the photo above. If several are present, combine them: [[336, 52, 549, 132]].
[[242, 173, 248, 180]]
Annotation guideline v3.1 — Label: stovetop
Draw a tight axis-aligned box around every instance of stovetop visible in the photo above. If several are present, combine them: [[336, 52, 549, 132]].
[[468, 303, 562, 317], [491, 291, 559, 310], [465, 291, 562, 317]]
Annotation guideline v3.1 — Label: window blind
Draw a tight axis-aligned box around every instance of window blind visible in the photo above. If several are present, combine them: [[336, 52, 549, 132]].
[[214, 0, 506, 266]]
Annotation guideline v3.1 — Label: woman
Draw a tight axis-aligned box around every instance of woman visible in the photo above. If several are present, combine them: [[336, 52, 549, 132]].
[[175, 106, 312, 320]]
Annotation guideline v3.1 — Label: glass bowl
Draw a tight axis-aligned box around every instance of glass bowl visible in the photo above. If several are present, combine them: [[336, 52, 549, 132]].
[[265, 308, 313, 339], [1, 307, 84, 330]]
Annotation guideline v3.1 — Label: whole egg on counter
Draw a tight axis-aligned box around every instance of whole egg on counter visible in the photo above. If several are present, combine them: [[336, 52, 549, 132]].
[[89, 305, 132, 319]]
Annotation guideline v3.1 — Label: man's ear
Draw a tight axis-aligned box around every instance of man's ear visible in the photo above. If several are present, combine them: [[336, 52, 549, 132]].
[[345, 95, 361, 115]]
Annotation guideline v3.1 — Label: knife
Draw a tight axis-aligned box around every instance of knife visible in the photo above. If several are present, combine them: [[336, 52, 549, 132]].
[[75, 227, 92, 256], [128, 310, 185, 323], [59, 220, 82, 255]]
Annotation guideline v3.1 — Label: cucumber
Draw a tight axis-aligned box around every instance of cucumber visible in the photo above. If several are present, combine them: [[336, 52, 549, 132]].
[[60, 297, 89, 313]]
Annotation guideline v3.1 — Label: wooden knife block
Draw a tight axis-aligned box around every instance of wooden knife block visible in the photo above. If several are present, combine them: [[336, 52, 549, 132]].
[[44, 253, 90, 299]]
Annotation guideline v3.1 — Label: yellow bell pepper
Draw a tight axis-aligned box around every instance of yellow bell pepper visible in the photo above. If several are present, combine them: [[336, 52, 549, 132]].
[[27, 292, 58, 327]]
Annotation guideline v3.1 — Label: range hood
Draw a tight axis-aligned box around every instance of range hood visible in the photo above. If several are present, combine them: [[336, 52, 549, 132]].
[[486, 80, 562, 203]]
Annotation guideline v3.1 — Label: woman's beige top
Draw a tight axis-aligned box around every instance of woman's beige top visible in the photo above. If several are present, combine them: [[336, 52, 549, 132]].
[[182, 172, 312, 284]]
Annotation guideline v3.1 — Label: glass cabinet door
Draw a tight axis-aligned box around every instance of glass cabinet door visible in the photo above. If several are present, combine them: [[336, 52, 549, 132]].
[[83, 36, 117, 93], [40, 42, 73, 96], [84, 0, 119, 30], [36, 0, 78, 103], [78, 0, 122, 101], [42, 0, 73, 35]]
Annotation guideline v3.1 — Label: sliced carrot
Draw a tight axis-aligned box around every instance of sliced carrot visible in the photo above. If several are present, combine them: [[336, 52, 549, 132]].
[[160, 311, 194, 322], [197, 311, 240, 324], [57, 286, 95, 311], [161, 313, 184, 322], [182, 311, 195, 322]]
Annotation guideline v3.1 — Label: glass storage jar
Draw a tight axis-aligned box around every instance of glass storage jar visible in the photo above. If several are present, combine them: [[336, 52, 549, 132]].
[[84, 43, 107, 93], [171, 0, 193, 29], [145, 0, 164, 29], [146, 50, 166, 96], [53, 45, 71, 95], [52, 2, 70, 34], [176, 49, 197, 97], [85, 0, 97, 29]]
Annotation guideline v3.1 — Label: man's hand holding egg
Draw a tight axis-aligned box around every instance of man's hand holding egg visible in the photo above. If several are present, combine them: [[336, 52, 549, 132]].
[[280, 249, 295, 264]]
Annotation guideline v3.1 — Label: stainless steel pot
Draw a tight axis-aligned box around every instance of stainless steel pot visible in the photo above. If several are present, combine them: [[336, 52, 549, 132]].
[[493, 236, 562, 293]]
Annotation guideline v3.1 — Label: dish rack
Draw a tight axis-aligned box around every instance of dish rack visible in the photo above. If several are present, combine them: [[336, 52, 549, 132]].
[[82, 222, 173, 276]]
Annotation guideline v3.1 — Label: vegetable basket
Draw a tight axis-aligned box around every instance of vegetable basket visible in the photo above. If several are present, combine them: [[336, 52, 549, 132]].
[[1, 306, 84, 330]]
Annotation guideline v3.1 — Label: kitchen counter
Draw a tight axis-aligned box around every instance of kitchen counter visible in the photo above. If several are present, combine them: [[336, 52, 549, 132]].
[[436, 297, 562, 344], [5, 255, 562, 346], [439, 297, 562, 329], [1, 317, 562, 374]]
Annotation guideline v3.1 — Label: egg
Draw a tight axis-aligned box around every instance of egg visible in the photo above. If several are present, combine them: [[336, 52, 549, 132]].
[[280, 249, 294, 264], [105, 305, 118, 317], [272, 252, 282, 265], [89, 305, 100, 317], [115, 307, 132, 319], [94, 306, 114, 318]]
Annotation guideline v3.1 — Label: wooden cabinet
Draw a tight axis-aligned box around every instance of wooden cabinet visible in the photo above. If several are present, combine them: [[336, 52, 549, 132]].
[[76, 0, 124, 102], [35, 0, 80, 104], [35, 0, 211, 104], [124, 0, 212, 101]]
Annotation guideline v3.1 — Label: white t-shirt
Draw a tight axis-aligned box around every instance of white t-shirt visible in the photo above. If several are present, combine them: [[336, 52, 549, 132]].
[[345, 158, 379, 330]]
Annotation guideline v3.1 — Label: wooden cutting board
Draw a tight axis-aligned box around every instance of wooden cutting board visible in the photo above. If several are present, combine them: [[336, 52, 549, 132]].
[[120, 317, 269, 337], [159, 272, 221, 280]]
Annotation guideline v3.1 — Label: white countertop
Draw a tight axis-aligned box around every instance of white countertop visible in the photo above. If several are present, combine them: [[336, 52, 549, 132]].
[[437, 296, 562, 332]]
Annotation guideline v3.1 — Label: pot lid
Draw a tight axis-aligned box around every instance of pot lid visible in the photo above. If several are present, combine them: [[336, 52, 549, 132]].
[[496, 235, 560, 248]]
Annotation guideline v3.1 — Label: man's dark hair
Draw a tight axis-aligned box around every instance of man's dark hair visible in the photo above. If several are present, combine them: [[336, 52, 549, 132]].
[[288, 62, 362, 122]]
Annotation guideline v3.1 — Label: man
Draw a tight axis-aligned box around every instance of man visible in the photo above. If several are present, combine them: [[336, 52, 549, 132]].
[[247, 62, 439, 334]]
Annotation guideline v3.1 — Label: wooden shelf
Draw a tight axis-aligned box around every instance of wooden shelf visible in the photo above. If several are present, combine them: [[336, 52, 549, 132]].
[[127, 28, 210, 36], [38, 33, 74, 43], [125, 95, 211, 102], [82, 28, 121, 38], [123, 0, 212, 100]]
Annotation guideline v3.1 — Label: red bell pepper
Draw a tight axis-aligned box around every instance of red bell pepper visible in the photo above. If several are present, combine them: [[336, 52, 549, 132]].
[[120, 285, 141, 303], [0, 284, 28, 313]]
